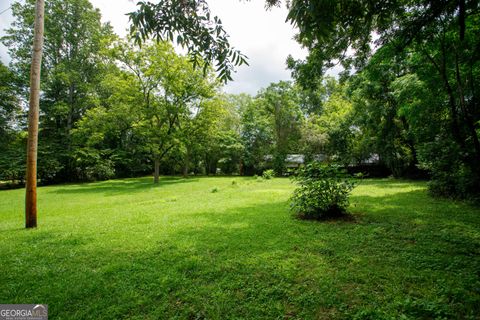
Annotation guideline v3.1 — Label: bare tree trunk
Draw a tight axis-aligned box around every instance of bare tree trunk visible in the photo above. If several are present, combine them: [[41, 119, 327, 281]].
[[154, 158, 160, 184], [25, 0, 45, 229]]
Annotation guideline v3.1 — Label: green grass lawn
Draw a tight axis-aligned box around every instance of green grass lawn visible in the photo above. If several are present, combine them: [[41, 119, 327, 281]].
[[0, 177, 479, 319]]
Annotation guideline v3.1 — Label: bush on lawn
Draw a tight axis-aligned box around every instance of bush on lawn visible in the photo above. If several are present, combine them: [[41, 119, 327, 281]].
[[262, 169, 275, 179], [290, 162, 356, 219]]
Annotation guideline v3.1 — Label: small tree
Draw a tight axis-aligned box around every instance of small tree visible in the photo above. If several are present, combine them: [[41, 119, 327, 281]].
[[290, 163, 355, 220]]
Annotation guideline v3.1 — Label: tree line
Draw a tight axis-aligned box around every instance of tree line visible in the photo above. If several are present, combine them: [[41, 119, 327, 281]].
[[1, 0, 479, 200]]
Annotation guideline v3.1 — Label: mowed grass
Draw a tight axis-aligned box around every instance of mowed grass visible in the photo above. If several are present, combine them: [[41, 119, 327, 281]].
[[0, 177, 479, 319]]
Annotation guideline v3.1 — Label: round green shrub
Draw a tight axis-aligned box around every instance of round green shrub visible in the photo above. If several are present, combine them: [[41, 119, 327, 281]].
[[290, 163, 356, 219]]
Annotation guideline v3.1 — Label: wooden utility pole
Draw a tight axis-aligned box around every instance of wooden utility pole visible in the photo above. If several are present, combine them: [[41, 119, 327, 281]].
[[25, 0, 45, 228]]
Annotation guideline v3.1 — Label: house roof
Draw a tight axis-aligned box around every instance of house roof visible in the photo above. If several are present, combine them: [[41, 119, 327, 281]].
[[285, 154, 304, 164]]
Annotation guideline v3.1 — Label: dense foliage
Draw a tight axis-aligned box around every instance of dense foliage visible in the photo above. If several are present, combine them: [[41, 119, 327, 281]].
[[290, 163, 355, 219], [1, 0, 479, 201], [261, 169, 275, 180], [128, 0, 248, 82], [283, 0, 480, 199]]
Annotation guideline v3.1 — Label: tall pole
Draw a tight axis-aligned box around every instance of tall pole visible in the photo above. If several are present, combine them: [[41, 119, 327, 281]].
[[25, 0, 45, 229]]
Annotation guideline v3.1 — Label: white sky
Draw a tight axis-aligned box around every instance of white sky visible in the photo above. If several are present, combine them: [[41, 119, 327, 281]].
[[0, 0, 309, 95]]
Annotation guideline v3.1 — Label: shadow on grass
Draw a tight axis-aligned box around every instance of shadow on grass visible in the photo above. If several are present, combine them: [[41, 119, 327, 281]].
[[0, 201, 360, 319], [50, 176, 199, 196], [350, 188, 479, 220], [356, 178, 428, 188], [2, 184, 479, 319], [0, 226, 25, 234]]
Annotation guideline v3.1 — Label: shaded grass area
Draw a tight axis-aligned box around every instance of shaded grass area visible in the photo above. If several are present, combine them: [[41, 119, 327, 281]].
[[0, 177, 479, 319]]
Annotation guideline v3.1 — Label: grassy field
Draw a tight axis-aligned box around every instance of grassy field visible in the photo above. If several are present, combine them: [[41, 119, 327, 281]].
[[0, 177, 479, 319]]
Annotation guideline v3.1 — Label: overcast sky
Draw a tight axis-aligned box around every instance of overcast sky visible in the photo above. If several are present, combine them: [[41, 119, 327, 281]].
[[0, 0, 308, 95]]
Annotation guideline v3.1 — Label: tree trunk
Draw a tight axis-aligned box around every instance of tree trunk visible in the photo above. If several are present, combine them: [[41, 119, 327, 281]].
[[153, 158, 160, 184], [67, 83, 74, 133], [25, 0, 45, 229], [205, 155, 209, 176], [183, 148, 189, 178], [239, 159, 244, 176], [182, 162, 189, 178]]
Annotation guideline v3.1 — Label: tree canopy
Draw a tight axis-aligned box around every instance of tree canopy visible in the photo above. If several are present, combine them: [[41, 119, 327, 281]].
[[1, 0, 479, 199], [128, 0, 248, 82]]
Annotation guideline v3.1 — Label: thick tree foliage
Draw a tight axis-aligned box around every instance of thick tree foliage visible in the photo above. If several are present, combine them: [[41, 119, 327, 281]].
[[75, 40, 216, 183], [2, 0, 114, 183], [283, 0, 480, 198], [0, 62, 25, 184], [128, 0, 248, 82], [1, 0, 478, 200], [256, 81, 303, 175]]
